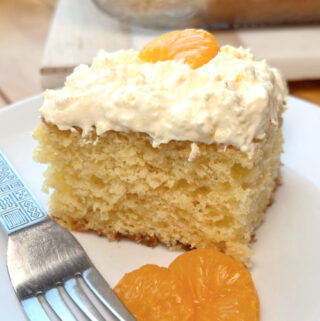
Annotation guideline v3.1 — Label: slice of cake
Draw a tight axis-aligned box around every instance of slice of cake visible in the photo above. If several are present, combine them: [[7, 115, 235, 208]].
[[33, 29, 287, 264]]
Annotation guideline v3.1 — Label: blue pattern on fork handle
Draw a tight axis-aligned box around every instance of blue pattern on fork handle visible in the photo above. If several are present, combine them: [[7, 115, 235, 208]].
[[0, 150, 47, 235]]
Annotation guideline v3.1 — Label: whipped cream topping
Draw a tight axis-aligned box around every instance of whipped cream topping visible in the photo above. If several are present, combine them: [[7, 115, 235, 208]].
[[41, 46, 287, 155]]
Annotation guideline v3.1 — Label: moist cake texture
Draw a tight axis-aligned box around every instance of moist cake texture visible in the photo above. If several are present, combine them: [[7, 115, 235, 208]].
[[33, 41, 287, 264]]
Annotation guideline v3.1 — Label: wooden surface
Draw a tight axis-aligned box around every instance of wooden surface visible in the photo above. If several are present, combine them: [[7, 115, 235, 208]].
[[289, 80, 320, 106], [0, 0, 56, 105], [0, 0, 319, 108], [0, 95, 7, 108]]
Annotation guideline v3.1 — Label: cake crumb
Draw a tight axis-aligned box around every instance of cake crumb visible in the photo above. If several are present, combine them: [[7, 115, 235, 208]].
[[188, 143, 200, 162]]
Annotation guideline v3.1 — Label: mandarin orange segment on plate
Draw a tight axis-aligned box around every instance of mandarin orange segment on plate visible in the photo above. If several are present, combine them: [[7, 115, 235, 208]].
[[114, 264, 194, 321], [169, 249, 260, 321], [138, 29, 220, 69], [114, 249, 260, 321]]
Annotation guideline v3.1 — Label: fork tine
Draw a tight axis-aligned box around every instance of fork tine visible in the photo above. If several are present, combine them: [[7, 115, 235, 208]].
[[64, 278, 106, 321], [82, 268, 136, 321], [45, 287, 77, 321], [21, 297, 51, 321]]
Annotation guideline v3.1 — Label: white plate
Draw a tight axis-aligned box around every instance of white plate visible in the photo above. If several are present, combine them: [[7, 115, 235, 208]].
[[0, 95, 320, 321]]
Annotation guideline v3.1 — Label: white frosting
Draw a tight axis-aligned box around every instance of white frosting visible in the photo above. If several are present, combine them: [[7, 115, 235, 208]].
[[40, 46, 287, 155]]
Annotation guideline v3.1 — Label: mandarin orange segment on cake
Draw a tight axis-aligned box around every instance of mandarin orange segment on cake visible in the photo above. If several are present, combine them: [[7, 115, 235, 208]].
[[114, 249, 260, 321], [33, 29, 287, 264], [138, 29, 219, 69]]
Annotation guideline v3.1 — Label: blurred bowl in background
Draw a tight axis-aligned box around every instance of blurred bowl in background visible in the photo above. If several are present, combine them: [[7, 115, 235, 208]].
[[93, 0, 320, 29], [93, 0, 206, 29]]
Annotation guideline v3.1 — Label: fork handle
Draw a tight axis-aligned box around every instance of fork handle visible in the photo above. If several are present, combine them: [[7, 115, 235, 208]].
[[0, 150, 48, 235]]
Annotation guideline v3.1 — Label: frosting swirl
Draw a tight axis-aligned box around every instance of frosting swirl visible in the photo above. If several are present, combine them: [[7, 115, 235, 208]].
[[41, 45, 287, 155]]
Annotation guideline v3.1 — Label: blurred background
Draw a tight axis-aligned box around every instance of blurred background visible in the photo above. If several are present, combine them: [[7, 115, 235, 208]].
[[0, 0, 320, 108]]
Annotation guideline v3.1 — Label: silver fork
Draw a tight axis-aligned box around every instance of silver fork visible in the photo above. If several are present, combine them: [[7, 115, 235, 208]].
[[0, 150, 136, 321]]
